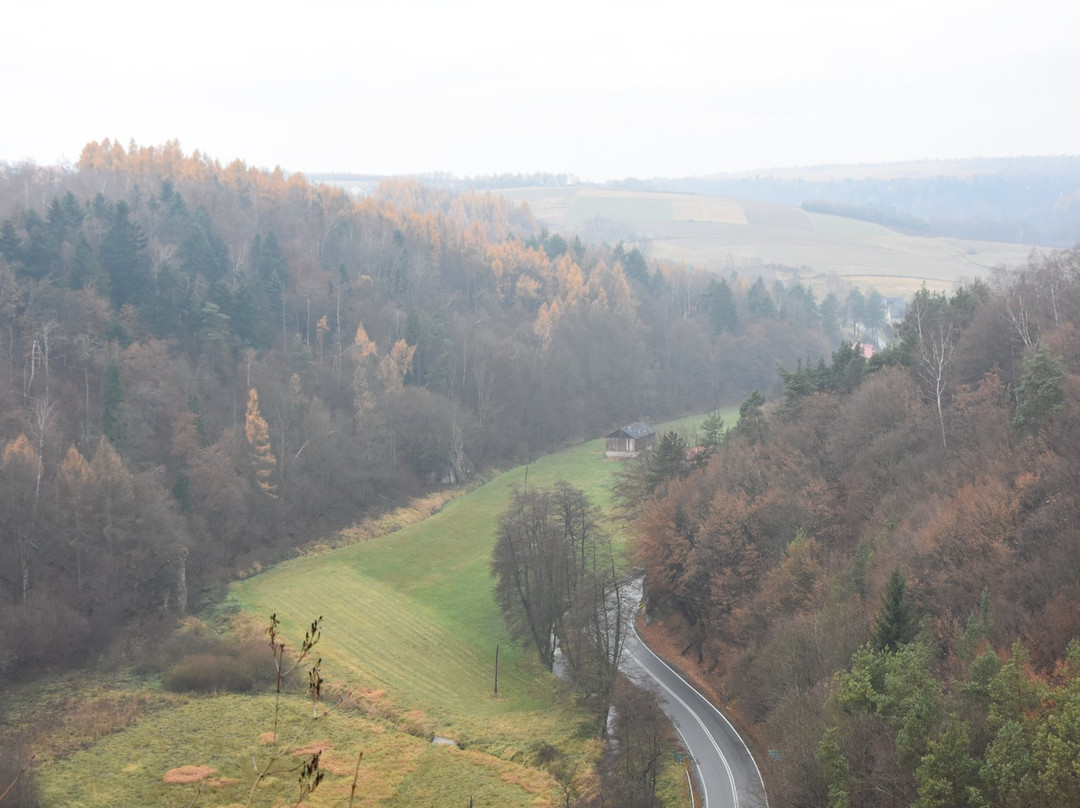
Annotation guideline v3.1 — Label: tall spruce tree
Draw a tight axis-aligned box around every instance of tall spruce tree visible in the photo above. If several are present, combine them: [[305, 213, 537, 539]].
[[102, 200, 151, 309], [872, 567, 918, 651]]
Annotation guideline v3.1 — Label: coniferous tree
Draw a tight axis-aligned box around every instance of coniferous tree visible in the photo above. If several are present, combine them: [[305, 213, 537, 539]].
[[0, 218, 23, 265], [871, 567, 918, 651], [646, 431, 687, 494], [747, 276, 775, 318], [1013, 346, 1066, 432], [255, 231, 289, 346], [820, 291, 842, 340], [20, 209, 56, 280], [735, 390, 767, 443], [700, 411, 726, 451], [231, 273, 261, 348], [102, 200, 151, 309], [102, 359, 127, 453], [702, 276, 737, 335], [181, 206, 229, 282]]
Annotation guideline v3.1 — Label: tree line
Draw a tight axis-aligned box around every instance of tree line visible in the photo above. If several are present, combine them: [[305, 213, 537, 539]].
[[631, 247, 1080, 806]]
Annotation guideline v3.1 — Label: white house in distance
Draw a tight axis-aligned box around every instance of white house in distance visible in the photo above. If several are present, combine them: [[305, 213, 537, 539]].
[[605, 422, 657, 460]]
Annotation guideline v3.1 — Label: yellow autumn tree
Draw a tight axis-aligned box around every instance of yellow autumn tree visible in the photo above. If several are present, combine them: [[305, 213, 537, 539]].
[[378, 339, 416, 394], [555, 254, 588, 308], [588, 261, 636, 313], [245, 388, 277, 498], [535, 300, 562, 350], [352, 323, 378, 416]]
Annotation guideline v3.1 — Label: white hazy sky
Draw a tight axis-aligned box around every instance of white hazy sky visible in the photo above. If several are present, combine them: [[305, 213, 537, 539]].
[[4, 0, 1078, 180]]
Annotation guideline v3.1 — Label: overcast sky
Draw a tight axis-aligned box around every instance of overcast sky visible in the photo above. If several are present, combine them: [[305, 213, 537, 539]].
[[4, 0, 1078, 180]]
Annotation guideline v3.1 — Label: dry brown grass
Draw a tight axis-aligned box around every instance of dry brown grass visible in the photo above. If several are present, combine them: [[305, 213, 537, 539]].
[[498, 766, 557, 795], [282, 739, 361, 778], [290, 739, 330, 756], [314, 751, 358, 778], [163, 764, 213, 784], [400, 709, 435, 738]]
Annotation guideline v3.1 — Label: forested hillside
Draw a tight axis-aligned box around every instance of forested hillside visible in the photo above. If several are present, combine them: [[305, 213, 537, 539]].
[[0, 141, 837, 680], [632, 249, 1080, 806]]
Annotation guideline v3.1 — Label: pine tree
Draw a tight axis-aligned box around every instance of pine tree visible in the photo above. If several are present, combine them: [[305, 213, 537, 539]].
[[735, 390, 767, 443], [871, 567, 918, 651], [700, 411, 726, 451]]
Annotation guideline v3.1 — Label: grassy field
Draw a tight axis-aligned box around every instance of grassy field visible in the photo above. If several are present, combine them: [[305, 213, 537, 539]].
[[33, 410, 735, 807], [497, 186, 1038, 298]]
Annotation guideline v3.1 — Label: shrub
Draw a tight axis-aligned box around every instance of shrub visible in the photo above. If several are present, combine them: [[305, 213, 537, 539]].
[[163, 651, 257, 693], [159, 616, 275, 693], [0, 600, 95, 681]]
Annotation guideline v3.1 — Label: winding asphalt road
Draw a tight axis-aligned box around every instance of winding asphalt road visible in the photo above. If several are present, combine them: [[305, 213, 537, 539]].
[[619, 579, 768, 808]]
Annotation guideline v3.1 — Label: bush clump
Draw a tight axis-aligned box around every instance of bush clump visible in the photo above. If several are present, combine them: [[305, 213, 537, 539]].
[[158, 617, 274, 693]]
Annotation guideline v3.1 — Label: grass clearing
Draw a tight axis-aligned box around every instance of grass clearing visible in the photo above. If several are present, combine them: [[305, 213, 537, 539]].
[[30, 410, 738, 806]]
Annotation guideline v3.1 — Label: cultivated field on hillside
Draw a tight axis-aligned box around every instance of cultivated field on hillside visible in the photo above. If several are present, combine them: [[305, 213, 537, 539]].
[[501, 186, 1040, 297]]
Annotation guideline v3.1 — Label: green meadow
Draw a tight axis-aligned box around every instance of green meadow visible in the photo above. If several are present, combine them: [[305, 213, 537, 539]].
[[34, 411, 735, 807]]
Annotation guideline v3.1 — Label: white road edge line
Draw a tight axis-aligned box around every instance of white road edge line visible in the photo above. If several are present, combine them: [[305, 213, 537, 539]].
[[629, 652, 712, 808], [628, 637, 735, 808], [630, 619, 769, 807]]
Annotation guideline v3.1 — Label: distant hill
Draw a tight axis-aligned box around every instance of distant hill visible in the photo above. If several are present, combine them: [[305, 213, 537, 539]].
[[492, 185, 1039, 299], [622, 156, 1080, 247], [312, 157, 1080, 249], [314, 158, 1078, 296]]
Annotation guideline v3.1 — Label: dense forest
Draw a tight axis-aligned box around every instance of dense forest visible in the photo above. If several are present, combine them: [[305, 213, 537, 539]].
[[0, 140, 841, 682], [630, 249, 1080, 806]]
